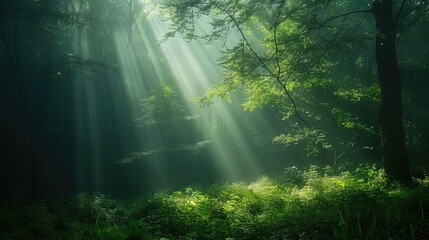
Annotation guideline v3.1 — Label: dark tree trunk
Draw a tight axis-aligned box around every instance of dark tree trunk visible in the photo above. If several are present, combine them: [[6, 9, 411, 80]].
[[372, 0, 411, 183]]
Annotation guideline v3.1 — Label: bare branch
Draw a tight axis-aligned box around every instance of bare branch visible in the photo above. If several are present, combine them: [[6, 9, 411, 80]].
[[321, 9, 372, 26]]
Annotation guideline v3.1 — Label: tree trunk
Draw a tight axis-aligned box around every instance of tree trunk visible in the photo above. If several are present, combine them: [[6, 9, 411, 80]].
[[372, 0, 411, 183]]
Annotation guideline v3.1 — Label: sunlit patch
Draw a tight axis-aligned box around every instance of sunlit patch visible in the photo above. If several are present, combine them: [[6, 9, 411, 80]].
[[70, 6, 286, 191]]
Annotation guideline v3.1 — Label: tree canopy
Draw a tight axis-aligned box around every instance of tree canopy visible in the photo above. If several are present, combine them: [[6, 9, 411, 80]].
[[161, 0, 429, 183]]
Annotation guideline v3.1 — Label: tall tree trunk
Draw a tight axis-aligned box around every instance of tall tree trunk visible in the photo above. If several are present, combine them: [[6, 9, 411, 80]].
[[372, 0, 411, 183]]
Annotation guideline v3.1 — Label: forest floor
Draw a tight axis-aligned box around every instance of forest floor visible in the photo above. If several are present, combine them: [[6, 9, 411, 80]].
[[1, 164, 429, 240]]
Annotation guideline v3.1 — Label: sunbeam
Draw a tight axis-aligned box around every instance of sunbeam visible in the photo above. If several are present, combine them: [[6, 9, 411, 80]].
[[66, 0, 305, 192], [2, 0, 429, 238], [144, 17, 266, 180]]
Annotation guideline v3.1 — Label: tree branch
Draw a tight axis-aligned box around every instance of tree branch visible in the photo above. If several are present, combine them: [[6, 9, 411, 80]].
[[213, 1, 310, 127], [396, 0, 407, 23], [321, 9, 372, 26]]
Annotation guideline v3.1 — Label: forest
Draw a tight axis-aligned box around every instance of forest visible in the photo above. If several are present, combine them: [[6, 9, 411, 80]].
[[1, 0, 429, 239]]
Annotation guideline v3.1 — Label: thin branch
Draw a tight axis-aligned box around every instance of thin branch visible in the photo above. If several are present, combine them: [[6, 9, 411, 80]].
[[400, 4, 429, 30], [273, 27, 281, 79], [396, 0, 407, 23], [321, 9, 372, 26], [213, 1, 310, 127]]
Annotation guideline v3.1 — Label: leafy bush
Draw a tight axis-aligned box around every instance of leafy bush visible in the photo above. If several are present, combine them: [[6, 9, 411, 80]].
[[1, 164, 428, 239], [126, 164, 429, 239]]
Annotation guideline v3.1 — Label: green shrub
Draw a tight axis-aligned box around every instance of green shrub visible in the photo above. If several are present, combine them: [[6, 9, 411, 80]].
[[1, 164, 428, 239]]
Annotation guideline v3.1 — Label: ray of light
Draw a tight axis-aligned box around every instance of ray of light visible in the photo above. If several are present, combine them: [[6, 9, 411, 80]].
[[72, 30, 104, 190], [70, 4, 298, 192], [144, 17, 266, 180]]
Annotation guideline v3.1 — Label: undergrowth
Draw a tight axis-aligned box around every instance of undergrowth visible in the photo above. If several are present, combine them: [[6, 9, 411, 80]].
[[1, 164, 429, 239]]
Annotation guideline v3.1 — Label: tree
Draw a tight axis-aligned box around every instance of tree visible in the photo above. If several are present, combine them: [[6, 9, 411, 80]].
[[372, 0, 410, 182], [161, 0, 428, 183]]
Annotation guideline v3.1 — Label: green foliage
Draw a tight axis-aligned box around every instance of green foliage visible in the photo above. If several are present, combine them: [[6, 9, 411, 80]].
[[127, 165, 428, 239], [118, 80, 211, 165], [161, 0, 382, 164], [126, 164, 429, 239], [273, 127, 332, 156], [1, 165, 429, 239], [76, 192, 128, 239], [134, 81, 194, 128], [335, 83, 380, 103]]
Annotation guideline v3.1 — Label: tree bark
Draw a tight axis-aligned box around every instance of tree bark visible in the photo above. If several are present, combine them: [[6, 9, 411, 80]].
[[372, 0, 411, 183]]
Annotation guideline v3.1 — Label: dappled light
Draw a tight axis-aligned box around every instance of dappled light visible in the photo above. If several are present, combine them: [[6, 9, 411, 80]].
[[2, 164, 429, 239], [1, 0, 429, 239]]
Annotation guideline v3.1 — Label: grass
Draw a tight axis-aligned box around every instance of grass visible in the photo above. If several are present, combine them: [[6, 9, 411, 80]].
[[1, 164, 429, 239]]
